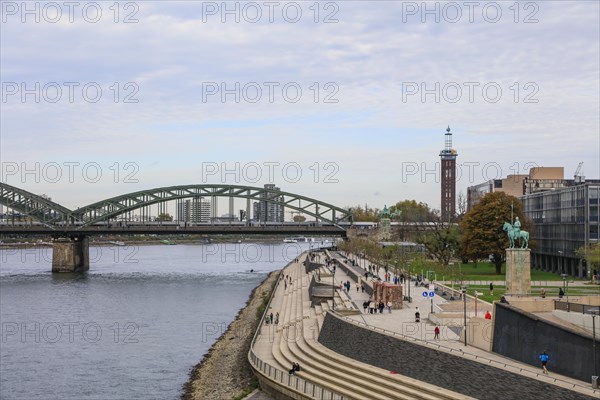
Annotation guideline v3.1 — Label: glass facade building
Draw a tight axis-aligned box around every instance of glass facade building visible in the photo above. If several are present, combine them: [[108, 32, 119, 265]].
[[521, 183, 599, 277]]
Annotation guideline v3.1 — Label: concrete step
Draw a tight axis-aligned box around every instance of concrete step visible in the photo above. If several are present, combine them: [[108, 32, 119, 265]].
[[287, 337, 392, 400], [258, 255, 469, 400], [297, 320, 444, 400], [301, 320, 465, 400], [293, 272, 446, 400]]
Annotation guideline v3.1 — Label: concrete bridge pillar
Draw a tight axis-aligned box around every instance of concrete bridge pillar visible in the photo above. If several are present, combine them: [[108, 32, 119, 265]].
[[52, 236, 89, 272]]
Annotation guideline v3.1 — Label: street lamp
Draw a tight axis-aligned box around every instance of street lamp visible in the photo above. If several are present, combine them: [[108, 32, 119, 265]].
[[560, 273, 570, 309], [332, 263, 336, 311], [590, 310, 598, 379], [449, 261, 456, 300], [407, 261, 411, 303], [462, 286, 468, 347]]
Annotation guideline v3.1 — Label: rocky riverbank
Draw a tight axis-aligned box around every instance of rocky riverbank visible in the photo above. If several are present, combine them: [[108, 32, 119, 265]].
[[182, 270, 279, 400]]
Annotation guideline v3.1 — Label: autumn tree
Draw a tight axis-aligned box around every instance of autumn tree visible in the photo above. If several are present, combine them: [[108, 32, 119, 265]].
[[460, 191, 533, 274]]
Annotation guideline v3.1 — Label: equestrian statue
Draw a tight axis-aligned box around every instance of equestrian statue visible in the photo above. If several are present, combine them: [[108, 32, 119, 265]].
[[503, 217, 529, 249]]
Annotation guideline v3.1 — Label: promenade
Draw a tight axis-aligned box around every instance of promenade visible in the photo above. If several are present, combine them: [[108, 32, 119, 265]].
[[248, 251, 599, 400]]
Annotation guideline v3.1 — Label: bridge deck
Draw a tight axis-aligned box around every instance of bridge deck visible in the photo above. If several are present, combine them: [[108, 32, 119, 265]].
[[0, 225, 347, 236]]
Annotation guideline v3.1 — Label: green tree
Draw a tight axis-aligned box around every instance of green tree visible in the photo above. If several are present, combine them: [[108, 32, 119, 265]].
[[157, 213, 173, 221], [389, 200, 435, 222], [576, 243, 600, 277], [417, 220, 461, 266], [460, 191, 533, 274], [349, 204, 380, 222]]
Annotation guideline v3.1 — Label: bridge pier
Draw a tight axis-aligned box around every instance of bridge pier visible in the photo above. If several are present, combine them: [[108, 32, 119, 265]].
[[52, 235, 89, 273]]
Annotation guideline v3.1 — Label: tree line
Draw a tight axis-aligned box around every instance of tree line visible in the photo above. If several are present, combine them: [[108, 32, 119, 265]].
[[347, 192, 599, 275]]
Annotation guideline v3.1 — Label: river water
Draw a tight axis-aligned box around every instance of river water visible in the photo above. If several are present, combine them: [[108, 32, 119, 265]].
[[0, 241, 319, 400]]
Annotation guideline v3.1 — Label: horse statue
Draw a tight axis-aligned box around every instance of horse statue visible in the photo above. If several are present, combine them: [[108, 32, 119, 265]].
[[502, 222, 529, 249], [379, 205, 401, 219]]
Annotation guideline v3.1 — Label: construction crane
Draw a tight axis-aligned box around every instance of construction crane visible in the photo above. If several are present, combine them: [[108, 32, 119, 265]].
[[574, 162, 584, 183]]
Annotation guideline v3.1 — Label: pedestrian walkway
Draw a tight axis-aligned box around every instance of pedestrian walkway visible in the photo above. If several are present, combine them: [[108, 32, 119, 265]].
[[248, 251, 598, 400], [249, 253, 474, 400], [327, 251, 598, 398]]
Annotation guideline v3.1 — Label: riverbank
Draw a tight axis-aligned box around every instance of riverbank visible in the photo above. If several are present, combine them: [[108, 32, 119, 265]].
[[182, 270, 279, 400]]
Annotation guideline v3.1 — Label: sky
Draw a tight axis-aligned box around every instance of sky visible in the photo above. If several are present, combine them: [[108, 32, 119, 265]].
[[1, 0, 599, 217]]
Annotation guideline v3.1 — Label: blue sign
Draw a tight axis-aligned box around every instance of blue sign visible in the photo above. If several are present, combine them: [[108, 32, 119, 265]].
[[422, 292, 428, 298], [429, 291, 435, 297]]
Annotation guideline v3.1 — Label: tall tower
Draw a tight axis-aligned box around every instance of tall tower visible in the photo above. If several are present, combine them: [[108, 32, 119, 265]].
[[439, 126, 458, 222]]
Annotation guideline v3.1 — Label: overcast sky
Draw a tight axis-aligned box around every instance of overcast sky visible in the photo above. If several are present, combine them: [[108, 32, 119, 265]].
[[1, 0, 599, 215]]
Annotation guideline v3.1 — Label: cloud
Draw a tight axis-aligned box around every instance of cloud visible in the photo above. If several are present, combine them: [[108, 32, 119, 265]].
[[1, 1, 598, 211]]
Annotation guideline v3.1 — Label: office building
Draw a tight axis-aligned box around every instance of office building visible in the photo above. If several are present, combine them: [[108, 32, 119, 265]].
[[253, 184, 284, 222], [177, 197, 211, 223], [521, 181, 599, 278]]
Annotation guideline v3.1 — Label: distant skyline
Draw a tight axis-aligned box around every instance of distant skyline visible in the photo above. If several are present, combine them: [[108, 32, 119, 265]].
[[1, 1, 599, 213]]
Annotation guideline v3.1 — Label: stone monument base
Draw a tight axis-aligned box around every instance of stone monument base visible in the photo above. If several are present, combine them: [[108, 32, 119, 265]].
[[505, 248, 531, 295]]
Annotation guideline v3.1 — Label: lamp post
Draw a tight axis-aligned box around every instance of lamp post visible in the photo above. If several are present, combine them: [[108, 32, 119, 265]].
[[407, 261, 411, 303], [591, 311, 598, 378], [332, 263, 335, 311], [449, 261, 455, 300], [462, 286, 468, 346], [560, 273, 569, 310]]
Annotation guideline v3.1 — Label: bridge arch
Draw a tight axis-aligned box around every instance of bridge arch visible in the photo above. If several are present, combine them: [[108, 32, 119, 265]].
[[0, 182, 74, 228], [70, 184, 351, 228]]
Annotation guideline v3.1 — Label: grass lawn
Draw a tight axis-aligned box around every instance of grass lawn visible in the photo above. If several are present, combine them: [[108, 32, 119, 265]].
[[444, 283, 599, 304], [420, 261, 587, 282]]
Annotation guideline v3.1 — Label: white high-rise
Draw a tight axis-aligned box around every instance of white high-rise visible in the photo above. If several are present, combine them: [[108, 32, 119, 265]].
[[177, 198, 211, 223]]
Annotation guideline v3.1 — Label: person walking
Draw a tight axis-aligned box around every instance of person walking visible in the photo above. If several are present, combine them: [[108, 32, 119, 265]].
[[489, 282, 494, 295], [363, 301, 368, 313], [434, 326, 440, 340], [387, 300, 392, 313], [539, 351, 549, 374], [369, 300, 375, 314]]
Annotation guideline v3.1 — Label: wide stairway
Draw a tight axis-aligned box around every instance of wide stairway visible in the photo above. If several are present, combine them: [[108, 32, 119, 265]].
[[253, 255, 472, 400]]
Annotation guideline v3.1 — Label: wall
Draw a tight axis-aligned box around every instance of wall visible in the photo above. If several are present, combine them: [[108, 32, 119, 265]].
[[318, 312, 595, 400], [506, 297, 556, 313], [461, 316, 493, 352], [492, 303, 599, 382], [333, 257, 373, 296]]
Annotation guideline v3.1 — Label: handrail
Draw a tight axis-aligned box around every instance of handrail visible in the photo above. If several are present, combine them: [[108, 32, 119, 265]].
[[248, 251, 345, 399], [327, 310, 598, 396]]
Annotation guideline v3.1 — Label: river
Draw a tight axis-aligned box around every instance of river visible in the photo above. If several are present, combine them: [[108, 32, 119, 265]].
[[0, 241, 321, 399]]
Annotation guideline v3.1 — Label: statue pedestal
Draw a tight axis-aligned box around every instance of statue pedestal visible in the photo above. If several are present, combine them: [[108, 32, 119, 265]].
[[505, 248, 531, 295]]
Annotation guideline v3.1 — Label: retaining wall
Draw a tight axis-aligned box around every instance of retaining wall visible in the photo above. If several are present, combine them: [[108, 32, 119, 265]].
[[318, 312, 595, 400]]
